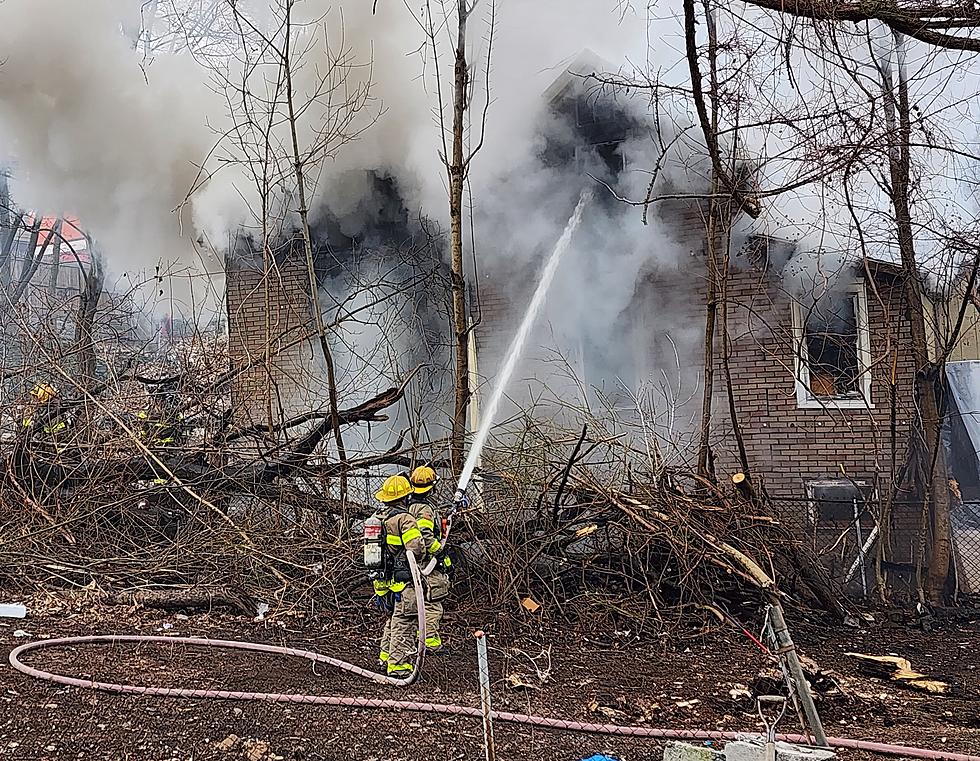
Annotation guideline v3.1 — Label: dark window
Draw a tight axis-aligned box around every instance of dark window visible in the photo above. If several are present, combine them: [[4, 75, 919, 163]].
[[807, 481, 872, 525], [575, 99, 598, 127], [800, 292, 863, 399], [596, 141, 627, 173], [574, 142, 627, 175]]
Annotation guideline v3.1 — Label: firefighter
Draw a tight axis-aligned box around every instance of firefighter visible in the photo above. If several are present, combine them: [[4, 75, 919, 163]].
[[132, 385, 188, 537], [137, 386, 185, 485], [17, 382, 72, 490], [409, 465, 451, 652], [137, 386, 185, 447], [373, 474, 426, 676], [22, 383, 69, 440]]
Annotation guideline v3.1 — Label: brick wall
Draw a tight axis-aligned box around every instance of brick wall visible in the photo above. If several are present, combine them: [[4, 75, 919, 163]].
[[472, 210, 923, 573], [708, 261, 913, 486], [705, 257, 921, 565], [225, 252, 314, 425], [470, 267, 532, 378]]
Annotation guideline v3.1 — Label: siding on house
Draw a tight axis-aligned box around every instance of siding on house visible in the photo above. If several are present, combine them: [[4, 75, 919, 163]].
[[933, 291, 980, 362]]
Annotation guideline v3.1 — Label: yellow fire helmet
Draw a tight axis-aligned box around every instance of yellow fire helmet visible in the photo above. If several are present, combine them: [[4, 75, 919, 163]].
[[409, 465, 438, 494], [375, 474, 414, 503], [30, 383, 57, 404]]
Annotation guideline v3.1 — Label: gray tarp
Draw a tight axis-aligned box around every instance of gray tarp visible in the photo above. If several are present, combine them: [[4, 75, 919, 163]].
[[944, 361, 980, 591]]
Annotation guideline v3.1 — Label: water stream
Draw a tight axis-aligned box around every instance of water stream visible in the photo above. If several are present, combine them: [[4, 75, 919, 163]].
[[456, 188, 593, 496]]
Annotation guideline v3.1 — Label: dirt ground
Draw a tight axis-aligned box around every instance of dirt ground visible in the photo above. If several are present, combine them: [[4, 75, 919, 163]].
[[1, 597, 979, 761]]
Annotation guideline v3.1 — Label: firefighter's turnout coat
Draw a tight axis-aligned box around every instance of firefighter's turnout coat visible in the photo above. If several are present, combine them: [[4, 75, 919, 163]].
[[376, 505, 425, 674]]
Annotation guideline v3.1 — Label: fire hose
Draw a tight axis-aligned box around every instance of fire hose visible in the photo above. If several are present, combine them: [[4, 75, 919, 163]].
[[8, 504, 977, 759], [8, 629, 979, 761]]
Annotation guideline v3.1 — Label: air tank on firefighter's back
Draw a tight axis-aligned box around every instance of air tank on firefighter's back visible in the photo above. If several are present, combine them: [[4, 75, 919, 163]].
[[362, 513, 384, 570]]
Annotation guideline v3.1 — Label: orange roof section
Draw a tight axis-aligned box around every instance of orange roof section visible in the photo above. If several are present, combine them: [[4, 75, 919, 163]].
[[20, 213, 91, 264]]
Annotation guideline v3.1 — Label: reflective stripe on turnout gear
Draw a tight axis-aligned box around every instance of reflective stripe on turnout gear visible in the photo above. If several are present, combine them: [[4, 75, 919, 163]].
[[372, 580, 406, 594], [378, 651, 390, 663], [386, 662, 413, 674], [416, 629, 443, 649], [415, 514, 442, 555], [381, 509, 425, 585], [23, 418, 67, 435], [385, 527, 422, 546]]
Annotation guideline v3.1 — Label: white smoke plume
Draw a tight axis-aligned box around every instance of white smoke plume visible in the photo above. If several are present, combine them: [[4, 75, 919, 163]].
[[230, 0, 660, 234], [1, 0, 978, 432], [0, 0, 237, 314]]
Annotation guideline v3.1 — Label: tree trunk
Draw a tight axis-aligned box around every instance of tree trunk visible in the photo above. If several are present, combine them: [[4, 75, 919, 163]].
[[448, 0, 471, 476], [75, 242, 104, 388], [108, 586, 256, 616], [282, 5, 348, 511], [0, 174, 17, 290], [692, 0, 728, 483], [881, 32, 951, 603], [46, 218, 63, 299], [0, 213, 23, 293], [10, 219, 55, 305], [697, 188, 718, 480]]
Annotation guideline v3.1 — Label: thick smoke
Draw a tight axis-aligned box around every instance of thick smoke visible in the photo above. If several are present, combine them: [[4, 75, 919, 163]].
[[222, 1, 678, 443], [4, 0, 978, 448], [465, 68, 712, 433], [0, 0, 236, 314]]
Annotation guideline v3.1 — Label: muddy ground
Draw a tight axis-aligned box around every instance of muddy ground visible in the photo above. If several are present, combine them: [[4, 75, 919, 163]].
[[1, 597, 978, 761]]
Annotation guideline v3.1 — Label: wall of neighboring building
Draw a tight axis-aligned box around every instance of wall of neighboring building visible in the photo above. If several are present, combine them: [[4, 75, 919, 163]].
[[932, 290, 980, 362], [225, 252, 314, 426]]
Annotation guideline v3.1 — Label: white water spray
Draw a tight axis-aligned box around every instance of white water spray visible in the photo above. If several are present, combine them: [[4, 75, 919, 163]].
[[456, 188, 594, 497]]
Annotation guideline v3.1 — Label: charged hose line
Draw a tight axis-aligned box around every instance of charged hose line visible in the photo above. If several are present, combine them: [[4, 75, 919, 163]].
[[380, 549, 427, 687], [8, 633, 978, 761], [4, 530, 965, 761]]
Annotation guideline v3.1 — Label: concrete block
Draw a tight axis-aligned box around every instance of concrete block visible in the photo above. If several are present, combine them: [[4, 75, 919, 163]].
[[724, 738, 836, 761], [662, 741, 723, 761], [773, 744, 836, 761], [723, 740, 766, 761]]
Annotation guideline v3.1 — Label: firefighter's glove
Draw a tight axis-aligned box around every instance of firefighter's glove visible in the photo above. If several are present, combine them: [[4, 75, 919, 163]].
[[453, 490, 470, 511], [440, 552, 455, 579], [372, 594, 394, 614]]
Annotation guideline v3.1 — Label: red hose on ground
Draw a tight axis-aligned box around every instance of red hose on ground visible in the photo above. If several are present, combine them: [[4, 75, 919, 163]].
[[8, 634, 977, 761]]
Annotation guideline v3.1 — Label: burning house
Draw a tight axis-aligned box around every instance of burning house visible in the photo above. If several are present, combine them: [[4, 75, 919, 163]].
[[469, 51, 980, 597], [222, 49, 980, 596], [224, 172, 455, 455]]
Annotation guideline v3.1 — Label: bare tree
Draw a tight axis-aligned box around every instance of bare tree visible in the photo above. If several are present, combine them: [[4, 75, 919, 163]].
[[416, 0, 494, 474], [734, 0, 980, 53], [74, 240, 105, 388]]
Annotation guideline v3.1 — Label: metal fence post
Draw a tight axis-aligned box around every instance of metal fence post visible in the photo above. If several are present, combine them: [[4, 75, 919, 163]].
[[474, 630, 496, 761]]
